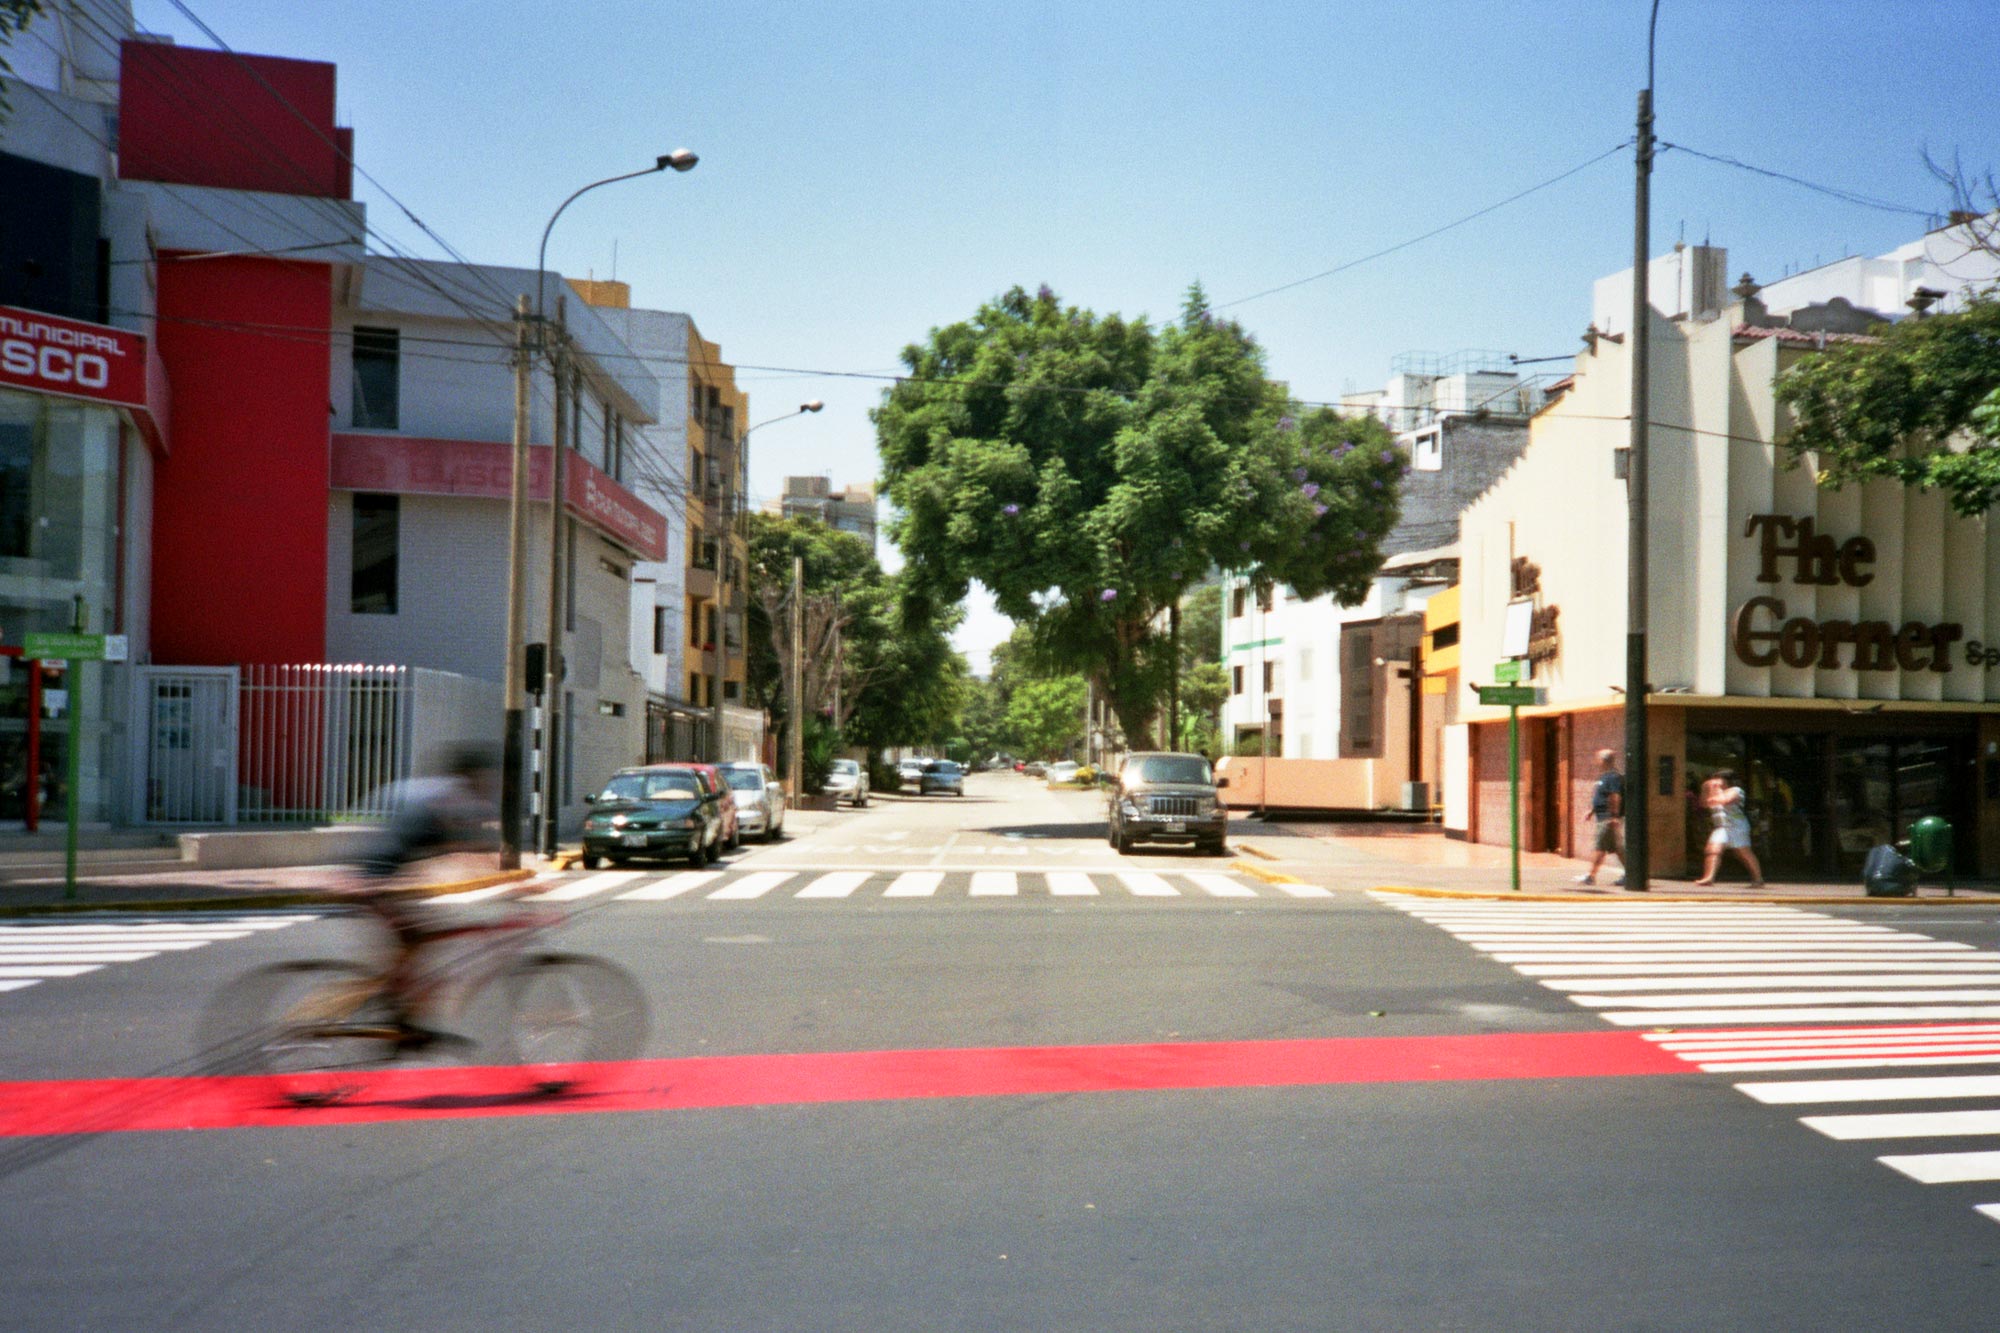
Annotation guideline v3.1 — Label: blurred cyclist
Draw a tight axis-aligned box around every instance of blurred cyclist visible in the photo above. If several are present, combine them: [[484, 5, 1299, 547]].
[[346, 741, 503, 1050]]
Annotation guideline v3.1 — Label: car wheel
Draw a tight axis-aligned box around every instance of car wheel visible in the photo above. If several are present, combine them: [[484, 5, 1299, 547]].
[[605, 853, 630, 868], [687, 838, 710, 869], [1115, 831, 1134, 855], [727, 825, 741, 851], [1201, 838, 1228, 857]]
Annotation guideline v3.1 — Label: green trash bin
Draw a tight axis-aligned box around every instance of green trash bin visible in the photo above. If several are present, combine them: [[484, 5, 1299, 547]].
[[1908, 816, 1954, 876]]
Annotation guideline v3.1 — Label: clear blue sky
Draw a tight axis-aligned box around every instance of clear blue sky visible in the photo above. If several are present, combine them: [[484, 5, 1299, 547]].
[[133, 0, 2000, 671]]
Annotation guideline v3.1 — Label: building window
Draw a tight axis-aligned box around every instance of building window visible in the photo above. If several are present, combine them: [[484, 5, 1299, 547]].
[[1231, 665, 1243, 695], [350, 493, 399, 614], [1263, 660, 1282, 694], [598, 700, 626, 717], [653, 607, 668, 654], [350, 327, 399, 429], [1296, 646, 1312, 682], [1410, 426, 1443, 472], [1231, 586, 1246, 618], [1257, 586, 1274, 613]]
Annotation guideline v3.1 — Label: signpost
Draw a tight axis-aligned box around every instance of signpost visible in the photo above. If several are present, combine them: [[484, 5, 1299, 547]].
[[23, 623, 120, 899], [1477, 682, 1548, 893], [1493, 659, 1523, 684]]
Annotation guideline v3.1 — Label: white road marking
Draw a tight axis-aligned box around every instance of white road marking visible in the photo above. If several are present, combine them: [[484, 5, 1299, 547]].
[[1545, 974, 2000, 993], [1271, 880, 1336, 898], [1576, 989, 2000, 1008], [1602, 1005, 2000, 1026], [619, 871, 729, 900], [1802, 1110, 2000, 1140], [969, 872, 1018, 896], [0, 981, 36, 992], [1737, 1075, 2000, 1104], [1519, 961, 2000, 976], [0, 965, 102, 978], [883, 872, 944, 898], [1186, 872, 1256, 898], [1880, 1153, 2000, 1185], [703, 871, 793, 900], [1117, 872, 1179, 898], [537, 870, 648, 901], [797, 871, 872, 899], [1047, 872, 1099, 897]]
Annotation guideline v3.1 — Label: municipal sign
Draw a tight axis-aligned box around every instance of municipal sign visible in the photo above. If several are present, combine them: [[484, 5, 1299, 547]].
[[1477, 684, 1546, 708], [1493, 659, 1524, 683], [23, 632, 125, 661]]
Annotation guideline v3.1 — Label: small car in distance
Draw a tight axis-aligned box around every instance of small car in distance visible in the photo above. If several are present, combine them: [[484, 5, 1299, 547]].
[[825, 757, 869, 807], [897, 757, 928, 788], [719, 761, 786, 842], [582, 764, 724, 868], [1021, 760, 1045, 778], [917, 759, 965, 796], [1045, 760, 1081, 786], [1108, 751, 1229, 856]]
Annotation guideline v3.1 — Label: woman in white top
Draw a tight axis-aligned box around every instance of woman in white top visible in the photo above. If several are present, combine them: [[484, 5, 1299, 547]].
[[1693, 768, 1764, 886]]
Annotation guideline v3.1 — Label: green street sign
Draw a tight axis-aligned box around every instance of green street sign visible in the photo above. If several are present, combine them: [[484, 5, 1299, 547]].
[[22, 632, 125, 662], [1477, 684, 1546, 708], [1493, 659, 1524, 683]]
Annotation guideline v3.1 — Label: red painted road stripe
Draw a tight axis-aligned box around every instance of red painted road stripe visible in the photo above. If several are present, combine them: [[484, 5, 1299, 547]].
[[0, 1031, 1690, 1136]]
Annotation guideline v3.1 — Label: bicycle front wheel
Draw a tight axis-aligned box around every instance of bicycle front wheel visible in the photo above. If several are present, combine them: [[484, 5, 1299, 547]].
[[196, 960, 398, 1105], [500, 953, 648, 1092]]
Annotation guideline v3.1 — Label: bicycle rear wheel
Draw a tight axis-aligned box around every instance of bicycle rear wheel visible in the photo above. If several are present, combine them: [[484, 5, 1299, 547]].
[[500, 952, 648, 1093], [196, 960, 398, 1106]]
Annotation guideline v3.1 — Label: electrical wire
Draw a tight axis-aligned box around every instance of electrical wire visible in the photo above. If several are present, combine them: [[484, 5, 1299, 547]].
[[1214, 140, 1636, 311], [1659, 142, 1937, 219]]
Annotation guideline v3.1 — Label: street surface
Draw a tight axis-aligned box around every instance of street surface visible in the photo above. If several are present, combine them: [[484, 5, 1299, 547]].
[[6, 772, 2000, 1330]]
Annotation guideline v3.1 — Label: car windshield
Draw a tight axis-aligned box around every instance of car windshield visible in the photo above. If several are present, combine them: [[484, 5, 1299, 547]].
[[722, 769, 764, 791], [931, 762, 961, 774], [1125, 755, 1211, 785], [831, 760, 860, 774], [601, 771, 703, 801]]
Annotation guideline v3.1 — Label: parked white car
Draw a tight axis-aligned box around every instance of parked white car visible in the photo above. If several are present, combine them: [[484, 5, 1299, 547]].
[[1045, 760, 1081, 785], [719, 761, 786, 842], [825, 758, 869, 807]]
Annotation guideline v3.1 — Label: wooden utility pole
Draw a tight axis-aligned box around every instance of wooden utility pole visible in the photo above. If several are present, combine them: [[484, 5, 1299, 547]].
[[540, 297, 569, 857]]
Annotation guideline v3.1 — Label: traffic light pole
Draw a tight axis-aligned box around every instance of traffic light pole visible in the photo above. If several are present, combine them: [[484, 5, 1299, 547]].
[[500, 296, 532, 868]]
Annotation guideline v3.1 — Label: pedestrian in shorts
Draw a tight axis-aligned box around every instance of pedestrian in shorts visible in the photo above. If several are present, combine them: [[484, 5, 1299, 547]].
[[1577, 748, 1626, 887]]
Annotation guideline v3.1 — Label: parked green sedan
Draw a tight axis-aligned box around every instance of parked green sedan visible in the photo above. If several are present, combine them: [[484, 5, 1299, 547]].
[[581, 764, 725, 868]]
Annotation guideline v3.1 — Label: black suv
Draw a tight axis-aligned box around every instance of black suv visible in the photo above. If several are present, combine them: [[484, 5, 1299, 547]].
[[1107, 751, 1229, 855]]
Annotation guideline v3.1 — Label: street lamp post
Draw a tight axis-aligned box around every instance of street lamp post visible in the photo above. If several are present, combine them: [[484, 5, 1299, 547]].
[[499, 149, 697, 867], [715, 401, 824, 761]]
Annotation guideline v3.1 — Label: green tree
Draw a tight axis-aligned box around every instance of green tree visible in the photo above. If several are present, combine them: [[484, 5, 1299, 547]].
[[1004, 674, 1088, 760], [877, 283, 1402, 747], [742, 512, 963, 762], [1775, 296, 2000, 515]]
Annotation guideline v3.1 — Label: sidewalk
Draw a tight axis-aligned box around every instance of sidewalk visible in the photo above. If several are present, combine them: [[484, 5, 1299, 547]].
[[1226, 814, 1998, 905]]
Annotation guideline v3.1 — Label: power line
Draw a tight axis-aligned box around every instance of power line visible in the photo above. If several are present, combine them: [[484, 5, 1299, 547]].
[[1214, 140, 1635, 311], [1658, 142, 1936, 219]]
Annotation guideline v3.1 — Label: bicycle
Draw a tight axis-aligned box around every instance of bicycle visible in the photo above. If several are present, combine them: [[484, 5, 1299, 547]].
[[197, 889, 648, 1106]]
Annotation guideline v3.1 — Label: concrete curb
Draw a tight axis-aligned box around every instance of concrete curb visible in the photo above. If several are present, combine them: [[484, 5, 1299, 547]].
[[1366, 883, 2000, 906], [0, 867, 537, 917], [1231, 859, 1306, 886]]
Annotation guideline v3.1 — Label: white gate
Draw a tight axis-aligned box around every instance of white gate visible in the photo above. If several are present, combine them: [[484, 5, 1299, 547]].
[[134, 666, 239, 824]]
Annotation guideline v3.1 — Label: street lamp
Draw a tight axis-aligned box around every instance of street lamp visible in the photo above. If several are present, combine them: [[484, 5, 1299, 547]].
[[500, 149, 699, 868], [714, 400, 824, 763]]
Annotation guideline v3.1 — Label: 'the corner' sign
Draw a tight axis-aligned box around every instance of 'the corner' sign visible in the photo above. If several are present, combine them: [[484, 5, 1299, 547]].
[[0, 306, 148, 411]]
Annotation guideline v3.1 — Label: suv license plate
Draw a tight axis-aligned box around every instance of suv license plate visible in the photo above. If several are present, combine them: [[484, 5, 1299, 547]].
[[1162, 821, 1186, 834]]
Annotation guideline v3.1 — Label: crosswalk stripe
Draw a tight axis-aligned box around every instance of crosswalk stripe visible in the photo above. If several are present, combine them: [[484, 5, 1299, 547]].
[[1490, 944, 1975, 956], [969, 871, 1018, 896], [1603, 1005, 2000, 1026], [0, 965, 101, 978], [621, 870, 729, 900], [1272, 880, 1336, 898], [1577, 988, 2000, 1008], [0, 981, 36, 992], [1546, 974, 2000, 993], [884, 872, 944, 898], [1117, 872, 1179, 897], [0, 951, 155, 963], [1046, 872, 1099, 896], [0, 939, 220, 952], [1522, 961, 2000, 976], [1803, 1110, 2000, 1140], [1186, 872, 1257, 898], [0, 931, 257, 944], [1704, 1054, 2000, 1074], [537, 870, 648, 901], [703, 871, 791, 901], [1880, 1152, 2000, 1184], [1738, 1075, 2000, 1104], [1655, 1023, 2000, 1047], [797, 871, 871, 899], [0, 919, 305, 932]]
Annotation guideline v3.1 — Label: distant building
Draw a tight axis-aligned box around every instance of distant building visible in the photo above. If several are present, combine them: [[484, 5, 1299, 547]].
[[782, 476, 877, 548]]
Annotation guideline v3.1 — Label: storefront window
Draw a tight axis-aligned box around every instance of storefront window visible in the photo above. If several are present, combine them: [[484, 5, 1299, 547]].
[[0, 389, 121, 825]]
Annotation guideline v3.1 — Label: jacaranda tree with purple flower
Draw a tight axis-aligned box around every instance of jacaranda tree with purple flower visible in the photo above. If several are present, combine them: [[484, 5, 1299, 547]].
[[877, 282, 1402, 746]]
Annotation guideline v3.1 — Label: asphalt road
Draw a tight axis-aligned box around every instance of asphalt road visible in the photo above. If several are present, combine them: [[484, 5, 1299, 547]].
[[4, 773, 2000, 1331]]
